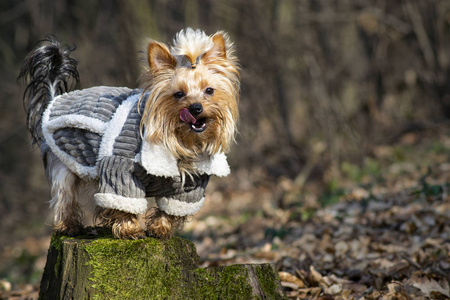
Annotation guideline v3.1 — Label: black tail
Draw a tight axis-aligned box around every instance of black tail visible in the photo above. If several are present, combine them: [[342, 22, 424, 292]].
[[18, 36, 79, 145]]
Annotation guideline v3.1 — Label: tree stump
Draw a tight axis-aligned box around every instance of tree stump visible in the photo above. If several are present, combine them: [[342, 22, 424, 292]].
[[39, 229, 287, 299]]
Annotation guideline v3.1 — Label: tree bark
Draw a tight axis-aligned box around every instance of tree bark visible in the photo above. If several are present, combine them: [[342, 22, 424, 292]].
[[39, 230, 286, 299]]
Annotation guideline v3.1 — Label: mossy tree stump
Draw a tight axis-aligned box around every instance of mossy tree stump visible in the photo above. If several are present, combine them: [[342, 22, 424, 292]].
[[39, 229, 287, 299]]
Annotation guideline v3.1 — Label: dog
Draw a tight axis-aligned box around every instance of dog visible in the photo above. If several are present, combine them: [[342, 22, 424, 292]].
[[19, 28, 240, 240]]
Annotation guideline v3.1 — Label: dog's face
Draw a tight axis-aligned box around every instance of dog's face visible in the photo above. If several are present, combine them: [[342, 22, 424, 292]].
[[140, 29, 240, 167]]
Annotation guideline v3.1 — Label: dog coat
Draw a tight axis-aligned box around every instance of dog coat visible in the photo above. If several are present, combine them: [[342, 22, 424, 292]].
[[42, 86, 230, 216]]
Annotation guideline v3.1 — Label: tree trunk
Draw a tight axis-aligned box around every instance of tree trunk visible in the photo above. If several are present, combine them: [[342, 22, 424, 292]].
[[39, 229, 286, 299]]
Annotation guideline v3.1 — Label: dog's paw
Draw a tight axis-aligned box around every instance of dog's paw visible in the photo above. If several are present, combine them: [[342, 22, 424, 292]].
[[146, 226, 173, 240], [114, 227, 147, 240], [111, 220, 146, 240], [54, 222, 83, 237]]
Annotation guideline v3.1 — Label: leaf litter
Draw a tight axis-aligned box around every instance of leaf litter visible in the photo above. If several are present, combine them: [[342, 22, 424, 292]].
[[1, 132, 449, 299], [186, 133, 450, 299]]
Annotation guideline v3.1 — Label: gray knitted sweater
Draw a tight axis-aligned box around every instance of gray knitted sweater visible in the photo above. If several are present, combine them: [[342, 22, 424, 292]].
[[42, 86, 230, 216]]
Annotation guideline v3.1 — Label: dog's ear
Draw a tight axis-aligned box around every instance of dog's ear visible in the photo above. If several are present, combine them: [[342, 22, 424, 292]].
[[202, 33, 227, 64], [147, 42, 177, 71]]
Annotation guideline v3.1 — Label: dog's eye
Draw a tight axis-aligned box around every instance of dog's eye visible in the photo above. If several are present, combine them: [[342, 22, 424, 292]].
[[174, 91, 185, 99], [205, 87, 214, 95]]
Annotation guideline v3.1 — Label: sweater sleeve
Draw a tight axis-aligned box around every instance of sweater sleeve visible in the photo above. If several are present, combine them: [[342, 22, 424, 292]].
[[94, 156, 148, 215], [154, 174, 210, 217]]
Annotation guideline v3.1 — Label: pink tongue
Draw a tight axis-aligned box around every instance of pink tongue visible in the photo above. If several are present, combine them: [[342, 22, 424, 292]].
[[180, 108, 197, 124]]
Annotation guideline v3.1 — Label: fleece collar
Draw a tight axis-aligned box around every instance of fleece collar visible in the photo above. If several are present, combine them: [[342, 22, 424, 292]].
[[138, 140, 230, 178]]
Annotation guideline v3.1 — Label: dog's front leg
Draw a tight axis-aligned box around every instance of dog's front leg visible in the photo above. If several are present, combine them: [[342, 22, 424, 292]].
[[145, 207, 186, 239], [94, 207, 145, 240], [94, 156, 148, 239]]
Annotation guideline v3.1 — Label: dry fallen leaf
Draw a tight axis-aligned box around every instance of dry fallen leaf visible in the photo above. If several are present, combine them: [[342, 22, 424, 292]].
[[409, 274, 450, 298], [278, 271, 306, 288], [309, 265, 325, 285]]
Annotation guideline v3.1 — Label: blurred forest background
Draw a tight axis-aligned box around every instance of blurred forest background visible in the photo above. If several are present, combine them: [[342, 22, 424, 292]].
[[1, 0, 449, 298]]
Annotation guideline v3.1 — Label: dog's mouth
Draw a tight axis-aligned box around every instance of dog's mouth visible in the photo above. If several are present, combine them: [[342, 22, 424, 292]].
[[180, 108, 207, 133], [190, 118, 207, 132]]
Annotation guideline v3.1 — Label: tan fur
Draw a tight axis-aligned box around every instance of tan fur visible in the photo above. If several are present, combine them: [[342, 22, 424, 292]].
[[94, 207, 146, 240], [139, 31, 240, 176], [145, 208, 187, 240]]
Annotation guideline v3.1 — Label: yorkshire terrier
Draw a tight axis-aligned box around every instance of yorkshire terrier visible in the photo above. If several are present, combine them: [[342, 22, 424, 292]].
[[19, 28, 240, 239]]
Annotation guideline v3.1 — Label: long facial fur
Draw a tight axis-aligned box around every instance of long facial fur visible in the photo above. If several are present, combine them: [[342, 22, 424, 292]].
[[139, 29, 240, 175]]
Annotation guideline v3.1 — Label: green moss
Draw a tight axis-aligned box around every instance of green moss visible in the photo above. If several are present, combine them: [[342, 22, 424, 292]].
[[254, 265, 287, 300], [83, 236, 270, 299], [83, 236, 199, 299], [183, 264, 287, 299], [49, 232, 67, 252], [45, 231, 286, 299], [186, 265, 253, 299], [49, 233, 70, 277]]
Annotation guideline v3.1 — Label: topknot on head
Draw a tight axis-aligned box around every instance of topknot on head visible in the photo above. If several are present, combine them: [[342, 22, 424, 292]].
[[144, 28, 237, 73], [171, 28, 212, 56], [171, 28, 214, 68]]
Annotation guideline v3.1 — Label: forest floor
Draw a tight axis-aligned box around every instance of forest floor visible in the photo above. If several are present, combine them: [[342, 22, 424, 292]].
[[0, 129, 449, 299]]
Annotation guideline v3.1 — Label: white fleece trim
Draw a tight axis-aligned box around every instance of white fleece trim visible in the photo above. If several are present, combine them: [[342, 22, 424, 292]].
[[195, 152, 230, 177], [46, 114, 107, 133], [156, 197, 205, 216], [98, 94, 140, 160], [139, 141, 179, 177], [139, 140, 230, 177], [42, 96, 98, 179], [94, 193, 148, 215]]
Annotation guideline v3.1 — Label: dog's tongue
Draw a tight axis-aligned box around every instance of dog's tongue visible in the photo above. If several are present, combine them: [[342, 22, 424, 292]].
[[180, 108, 197, 124]]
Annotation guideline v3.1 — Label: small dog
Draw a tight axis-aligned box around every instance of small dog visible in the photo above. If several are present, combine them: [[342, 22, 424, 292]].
[[19, 28, 240, 239]]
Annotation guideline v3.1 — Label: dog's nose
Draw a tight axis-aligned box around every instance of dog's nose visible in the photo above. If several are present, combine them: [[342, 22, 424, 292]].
[[189, 103, 203, 116]]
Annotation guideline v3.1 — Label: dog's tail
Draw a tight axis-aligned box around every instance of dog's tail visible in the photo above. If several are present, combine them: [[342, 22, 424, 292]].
[[18, 36, 79, 145]]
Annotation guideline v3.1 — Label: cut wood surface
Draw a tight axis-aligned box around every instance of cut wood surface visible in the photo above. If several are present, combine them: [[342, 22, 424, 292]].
[[39, 229, 286, 300]]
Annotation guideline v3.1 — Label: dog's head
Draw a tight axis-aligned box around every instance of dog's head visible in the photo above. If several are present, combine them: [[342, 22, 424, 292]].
[[140, 29, 240, 171]]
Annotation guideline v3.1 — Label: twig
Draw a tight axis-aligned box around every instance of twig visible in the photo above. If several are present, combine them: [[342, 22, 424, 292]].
[[390, 281, 413, 300], [401, 253, 422, 270]]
